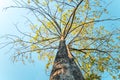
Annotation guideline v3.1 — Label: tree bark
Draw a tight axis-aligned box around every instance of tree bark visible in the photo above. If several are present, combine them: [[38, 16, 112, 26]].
[[50, 40, 84, 80]]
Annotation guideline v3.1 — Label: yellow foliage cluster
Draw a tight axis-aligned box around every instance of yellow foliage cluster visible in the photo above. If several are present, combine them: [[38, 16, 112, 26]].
[[25, 0, 120, 79]]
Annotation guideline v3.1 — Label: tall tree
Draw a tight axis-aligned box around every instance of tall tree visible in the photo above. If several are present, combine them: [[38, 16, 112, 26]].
[[1, 0, 120, 79]]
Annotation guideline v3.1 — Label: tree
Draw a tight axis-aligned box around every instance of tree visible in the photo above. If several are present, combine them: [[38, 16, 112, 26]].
[[1, 0, 120, 79]]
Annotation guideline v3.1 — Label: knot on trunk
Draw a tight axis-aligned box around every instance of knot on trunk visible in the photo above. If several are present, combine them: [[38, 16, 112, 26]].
[[60, 35, 64, 41]]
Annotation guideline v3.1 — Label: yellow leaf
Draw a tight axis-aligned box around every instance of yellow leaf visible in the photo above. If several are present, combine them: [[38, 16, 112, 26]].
[[112, 76, 116, 79], [84, 53, 90, 58], [86, 64, 91, 71], [36, 50, 40, 53], [35, 0, 39, 3], [58, 7, 63, 12], [30, 44, 37, 51], [28, 0, 30, 4], [98, 65, 104, 72], [117, 66, 120, 69], [43, 1, 47, 6], [33, 34, 38, 40], [68, 0, 72, 2], [46, 62, 50, 69]]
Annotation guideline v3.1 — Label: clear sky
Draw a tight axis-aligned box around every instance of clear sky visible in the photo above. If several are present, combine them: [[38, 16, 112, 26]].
[[0, 0, 120, 80]]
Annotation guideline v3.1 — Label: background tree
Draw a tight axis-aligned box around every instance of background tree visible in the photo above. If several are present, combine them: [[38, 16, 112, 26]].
[[1, 0, 120, 79]]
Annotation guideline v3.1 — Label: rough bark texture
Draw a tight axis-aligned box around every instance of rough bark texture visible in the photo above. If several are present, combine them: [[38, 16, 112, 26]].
[[50, 40, 84, 80]]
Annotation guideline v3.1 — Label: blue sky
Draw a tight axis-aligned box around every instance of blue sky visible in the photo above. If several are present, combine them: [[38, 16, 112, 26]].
[[0, 0, 120, 80]]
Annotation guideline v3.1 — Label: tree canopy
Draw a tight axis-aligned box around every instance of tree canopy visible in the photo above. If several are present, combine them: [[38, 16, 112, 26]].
[[1, 0, 120, 79]]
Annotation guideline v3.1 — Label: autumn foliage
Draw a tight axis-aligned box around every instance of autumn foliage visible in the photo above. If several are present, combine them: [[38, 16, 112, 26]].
[[1, 0, 120, 79]]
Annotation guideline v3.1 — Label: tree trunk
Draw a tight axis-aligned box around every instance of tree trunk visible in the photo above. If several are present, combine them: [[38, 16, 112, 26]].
[[50, 40, 84, 80]]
